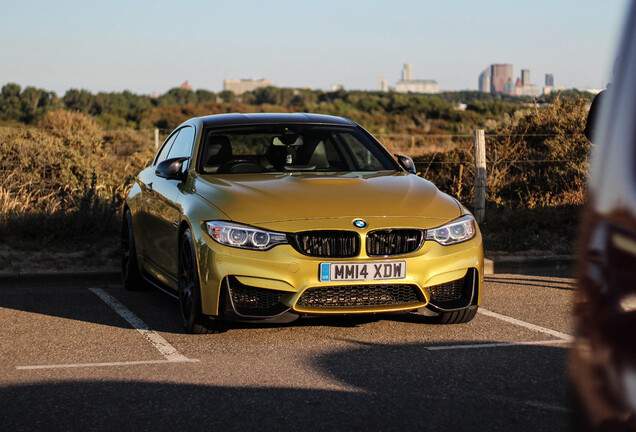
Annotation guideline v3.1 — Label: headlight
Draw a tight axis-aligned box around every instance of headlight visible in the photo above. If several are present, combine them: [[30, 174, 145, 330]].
[[205, 221, 288, 250], [425, 215, 476, 246]]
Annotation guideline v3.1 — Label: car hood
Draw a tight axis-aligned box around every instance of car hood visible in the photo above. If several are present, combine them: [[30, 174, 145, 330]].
[[195, 171, 461, 225]]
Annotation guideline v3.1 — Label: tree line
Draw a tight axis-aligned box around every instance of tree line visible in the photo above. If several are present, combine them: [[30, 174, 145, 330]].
[[0, 82, 594, 135], [0, 83, 594, 252]]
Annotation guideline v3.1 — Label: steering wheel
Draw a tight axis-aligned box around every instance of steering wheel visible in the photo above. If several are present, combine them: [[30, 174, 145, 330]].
[[217, 159, 263, 174]]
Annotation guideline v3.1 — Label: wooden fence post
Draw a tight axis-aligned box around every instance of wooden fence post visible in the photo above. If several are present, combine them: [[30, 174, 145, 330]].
[[473, 129, 486, 224], [154, 128, 159, 149]]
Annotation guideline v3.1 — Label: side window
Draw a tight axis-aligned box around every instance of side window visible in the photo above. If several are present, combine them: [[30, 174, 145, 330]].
[[167, 126, 195, 160], [154, 130, 180, 166]]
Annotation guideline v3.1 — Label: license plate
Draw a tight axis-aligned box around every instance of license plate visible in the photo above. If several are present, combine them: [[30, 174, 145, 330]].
[[319, 261, 406, 282]]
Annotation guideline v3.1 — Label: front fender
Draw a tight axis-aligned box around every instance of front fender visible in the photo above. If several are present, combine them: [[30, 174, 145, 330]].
[[178, 187, 229, 315], [125, 180, 145, 258]]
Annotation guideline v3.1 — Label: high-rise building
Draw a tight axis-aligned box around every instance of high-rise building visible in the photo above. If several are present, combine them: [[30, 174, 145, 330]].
[[515, 78, 523, 96], [504, 77, 515, 95], [545, 74, 554, 86], [521, 69, 531, 86], [522, 84, 540, 97], [395, 63, 439, 94], [517, 69, 540, 97], [544, 73, 555, 95], [223, 78, 271, 95], [490, 64, 514, 95], [378, 76, 389, 92], [478, 68, 491, 92], [395, 80, 439, 94], [402, 63, 413, 81]]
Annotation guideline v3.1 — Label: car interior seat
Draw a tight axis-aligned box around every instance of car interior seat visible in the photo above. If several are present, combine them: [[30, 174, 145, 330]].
[[202, 135, 233, 173], [264, 143, 290, 171]]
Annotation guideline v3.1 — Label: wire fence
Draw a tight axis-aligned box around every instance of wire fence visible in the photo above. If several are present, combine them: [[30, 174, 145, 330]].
[[1, 125, 587, 159], [376, 133, 473, 157], [0, 126, 589, 218], [377, 133, 587, 160], [0, 125, 588, 174]]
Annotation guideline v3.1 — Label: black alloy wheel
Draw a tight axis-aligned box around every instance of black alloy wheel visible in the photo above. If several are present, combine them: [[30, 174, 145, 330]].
[[121, 209, 145, 291], [178, 229, 221, 334]]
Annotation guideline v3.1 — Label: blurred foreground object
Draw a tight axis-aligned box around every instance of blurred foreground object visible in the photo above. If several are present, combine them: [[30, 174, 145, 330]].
[[572, 3, 636, 430]]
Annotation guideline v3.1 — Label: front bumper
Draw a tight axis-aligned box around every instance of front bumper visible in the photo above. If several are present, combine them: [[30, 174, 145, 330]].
[[193, 219, 484, 319]]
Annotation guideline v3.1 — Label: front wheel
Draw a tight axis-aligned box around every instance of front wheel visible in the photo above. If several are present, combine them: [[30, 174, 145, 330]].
[[178, 229, 222, 334], [426, 306, 478, 324]]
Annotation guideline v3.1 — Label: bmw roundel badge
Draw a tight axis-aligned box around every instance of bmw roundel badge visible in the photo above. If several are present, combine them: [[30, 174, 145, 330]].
[[353, 219, 368, 229]]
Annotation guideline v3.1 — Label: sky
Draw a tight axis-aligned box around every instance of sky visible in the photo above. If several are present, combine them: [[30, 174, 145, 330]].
[[0, 0, 630, 95]]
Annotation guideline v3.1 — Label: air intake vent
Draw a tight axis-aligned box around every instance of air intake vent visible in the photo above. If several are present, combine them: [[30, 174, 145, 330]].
[[427, 269, 477, 310], [226, 277, 288, 317], [429, 279, 465, 303], [296, 284, 422, 308]]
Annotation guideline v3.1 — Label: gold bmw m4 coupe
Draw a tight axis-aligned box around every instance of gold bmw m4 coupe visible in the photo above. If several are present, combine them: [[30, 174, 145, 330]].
[[123, 113, 483, 333]]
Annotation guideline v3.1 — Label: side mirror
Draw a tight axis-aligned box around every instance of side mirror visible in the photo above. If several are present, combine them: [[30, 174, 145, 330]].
[[156, 157, 189, 181], [395, 154, 417, 174]]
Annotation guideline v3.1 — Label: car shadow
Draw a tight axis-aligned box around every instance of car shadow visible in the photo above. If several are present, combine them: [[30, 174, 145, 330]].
[[0, 283, 462, 334], [3, 342, 570, 431], [0, 270, 574, 335], [0, 282, 186, 334]]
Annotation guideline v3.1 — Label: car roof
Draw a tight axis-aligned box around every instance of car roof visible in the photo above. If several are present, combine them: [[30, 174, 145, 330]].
[[195, 112, 357, 128]]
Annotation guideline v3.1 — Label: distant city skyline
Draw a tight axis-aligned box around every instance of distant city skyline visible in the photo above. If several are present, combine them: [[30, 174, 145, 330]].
[[478, 64, 544, 96], [0, 0, 629, 95]]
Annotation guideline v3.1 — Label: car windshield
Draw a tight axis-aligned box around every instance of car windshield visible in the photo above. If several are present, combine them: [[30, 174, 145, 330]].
[[198, 125, 398, 174]]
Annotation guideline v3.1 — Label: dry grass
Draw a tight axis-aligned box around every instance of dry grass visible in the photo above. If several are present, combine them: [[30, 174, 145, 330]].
[[408, 97, 590, 255], [0, 99, 590, 261], [412, 97, 589, 209], [378, 134, 472, 157], [0, 111, 154, 245]]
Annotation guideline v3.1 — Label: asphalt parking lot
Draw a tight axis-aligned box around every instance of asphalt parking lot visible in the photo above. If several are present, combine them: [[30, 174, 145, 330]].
[[0, 271, 574, 431]]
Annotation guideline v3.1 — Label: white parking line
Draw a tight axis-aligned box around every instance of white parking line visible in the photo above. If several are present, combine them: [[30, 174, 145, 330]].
[[483, 394, 569, 414], [426, 339, 571, 351], [16, 288, 197, 370], [17, 359, 198, 371], [89, 287, 193, 361], [422, 308, 573, 352], [478, 308, 573, 341], [15, 291, 572, 368]]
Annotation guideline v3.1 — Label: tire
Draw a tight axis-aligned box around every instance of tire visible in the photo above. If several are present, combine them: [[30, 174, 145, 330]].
[[425, 305, 478, 324], [178, 229, 222, 334], [121, 209, 145, 291]]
